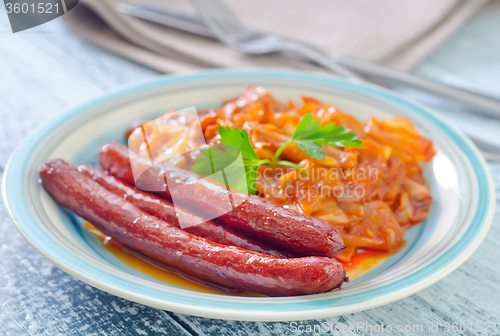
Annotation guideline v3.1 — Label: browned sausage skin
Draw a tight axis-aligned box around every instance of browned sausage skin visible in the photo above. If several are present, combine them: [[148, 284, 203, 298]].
[[39, 159, 346, 296], [78, 164, 297, 258], [99, 141, 346, 258]]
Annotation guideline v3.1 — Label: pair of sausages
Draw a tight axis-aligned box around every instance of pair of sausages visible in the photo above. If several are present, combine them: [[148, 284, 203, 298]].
[[99, 141, 345, 258], [79, 164, 296, 259], [39, 159, 346, 296]]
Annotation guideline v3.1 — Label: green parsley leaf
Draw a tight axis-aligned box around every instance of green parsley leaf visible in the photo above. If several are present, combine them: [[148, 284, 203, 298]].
[[274, 114, 363, 161], [294, 141, 325, 160], [192, 145, 241, 176], [218, 126, 259, 161], [191, 144, 252, 194], [216, 127, 263, 194]]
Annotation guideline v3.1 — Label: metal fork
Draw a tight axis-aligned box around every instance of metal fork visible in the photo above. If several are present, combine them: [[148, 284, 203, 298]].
[[184, 0, 500, 118], [186, 0, 361, 80]]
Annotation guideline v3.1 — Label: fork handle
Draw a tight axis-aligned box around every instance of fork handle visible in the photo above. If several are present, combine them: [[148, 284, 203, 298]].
[[332, 55, 500, 119], [279, 41, 362, 80], [287, 42, 500, 119], [284, 41, 500, 119]]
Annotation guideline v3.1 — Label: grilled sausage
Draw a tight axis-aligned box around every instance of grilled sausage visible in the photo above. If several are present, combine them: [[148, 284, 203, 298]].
[[98, 141, 345, 258]]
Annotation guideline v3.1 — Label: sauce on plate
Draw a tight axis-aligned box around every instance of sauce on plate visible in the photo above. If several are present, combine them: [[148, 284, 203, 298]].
[[84, 223, 264, 297], [84, 222, 390, 296]]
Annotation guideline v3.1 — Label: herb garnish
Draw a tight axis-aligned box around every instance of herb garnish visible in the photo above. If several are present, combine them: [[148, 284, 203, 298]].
[[192, 115, 362, 194]]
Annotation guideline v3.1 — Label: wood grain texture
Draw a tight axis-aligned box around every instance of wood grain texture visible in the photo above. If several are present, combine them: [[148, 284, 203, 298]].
[[0, 5, 499, 336]]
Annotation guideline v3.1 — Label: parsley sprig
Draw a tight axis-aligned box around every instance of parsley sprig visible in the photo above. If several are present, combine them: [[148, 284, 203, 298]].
[[273, 114, 363, 161], [192, 114, 362, 194]]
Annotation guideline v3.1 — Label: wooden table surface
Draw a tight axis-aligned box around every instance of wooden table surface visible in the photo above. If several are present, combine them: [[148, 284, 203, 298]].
[[1, 6, 499, 336]]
